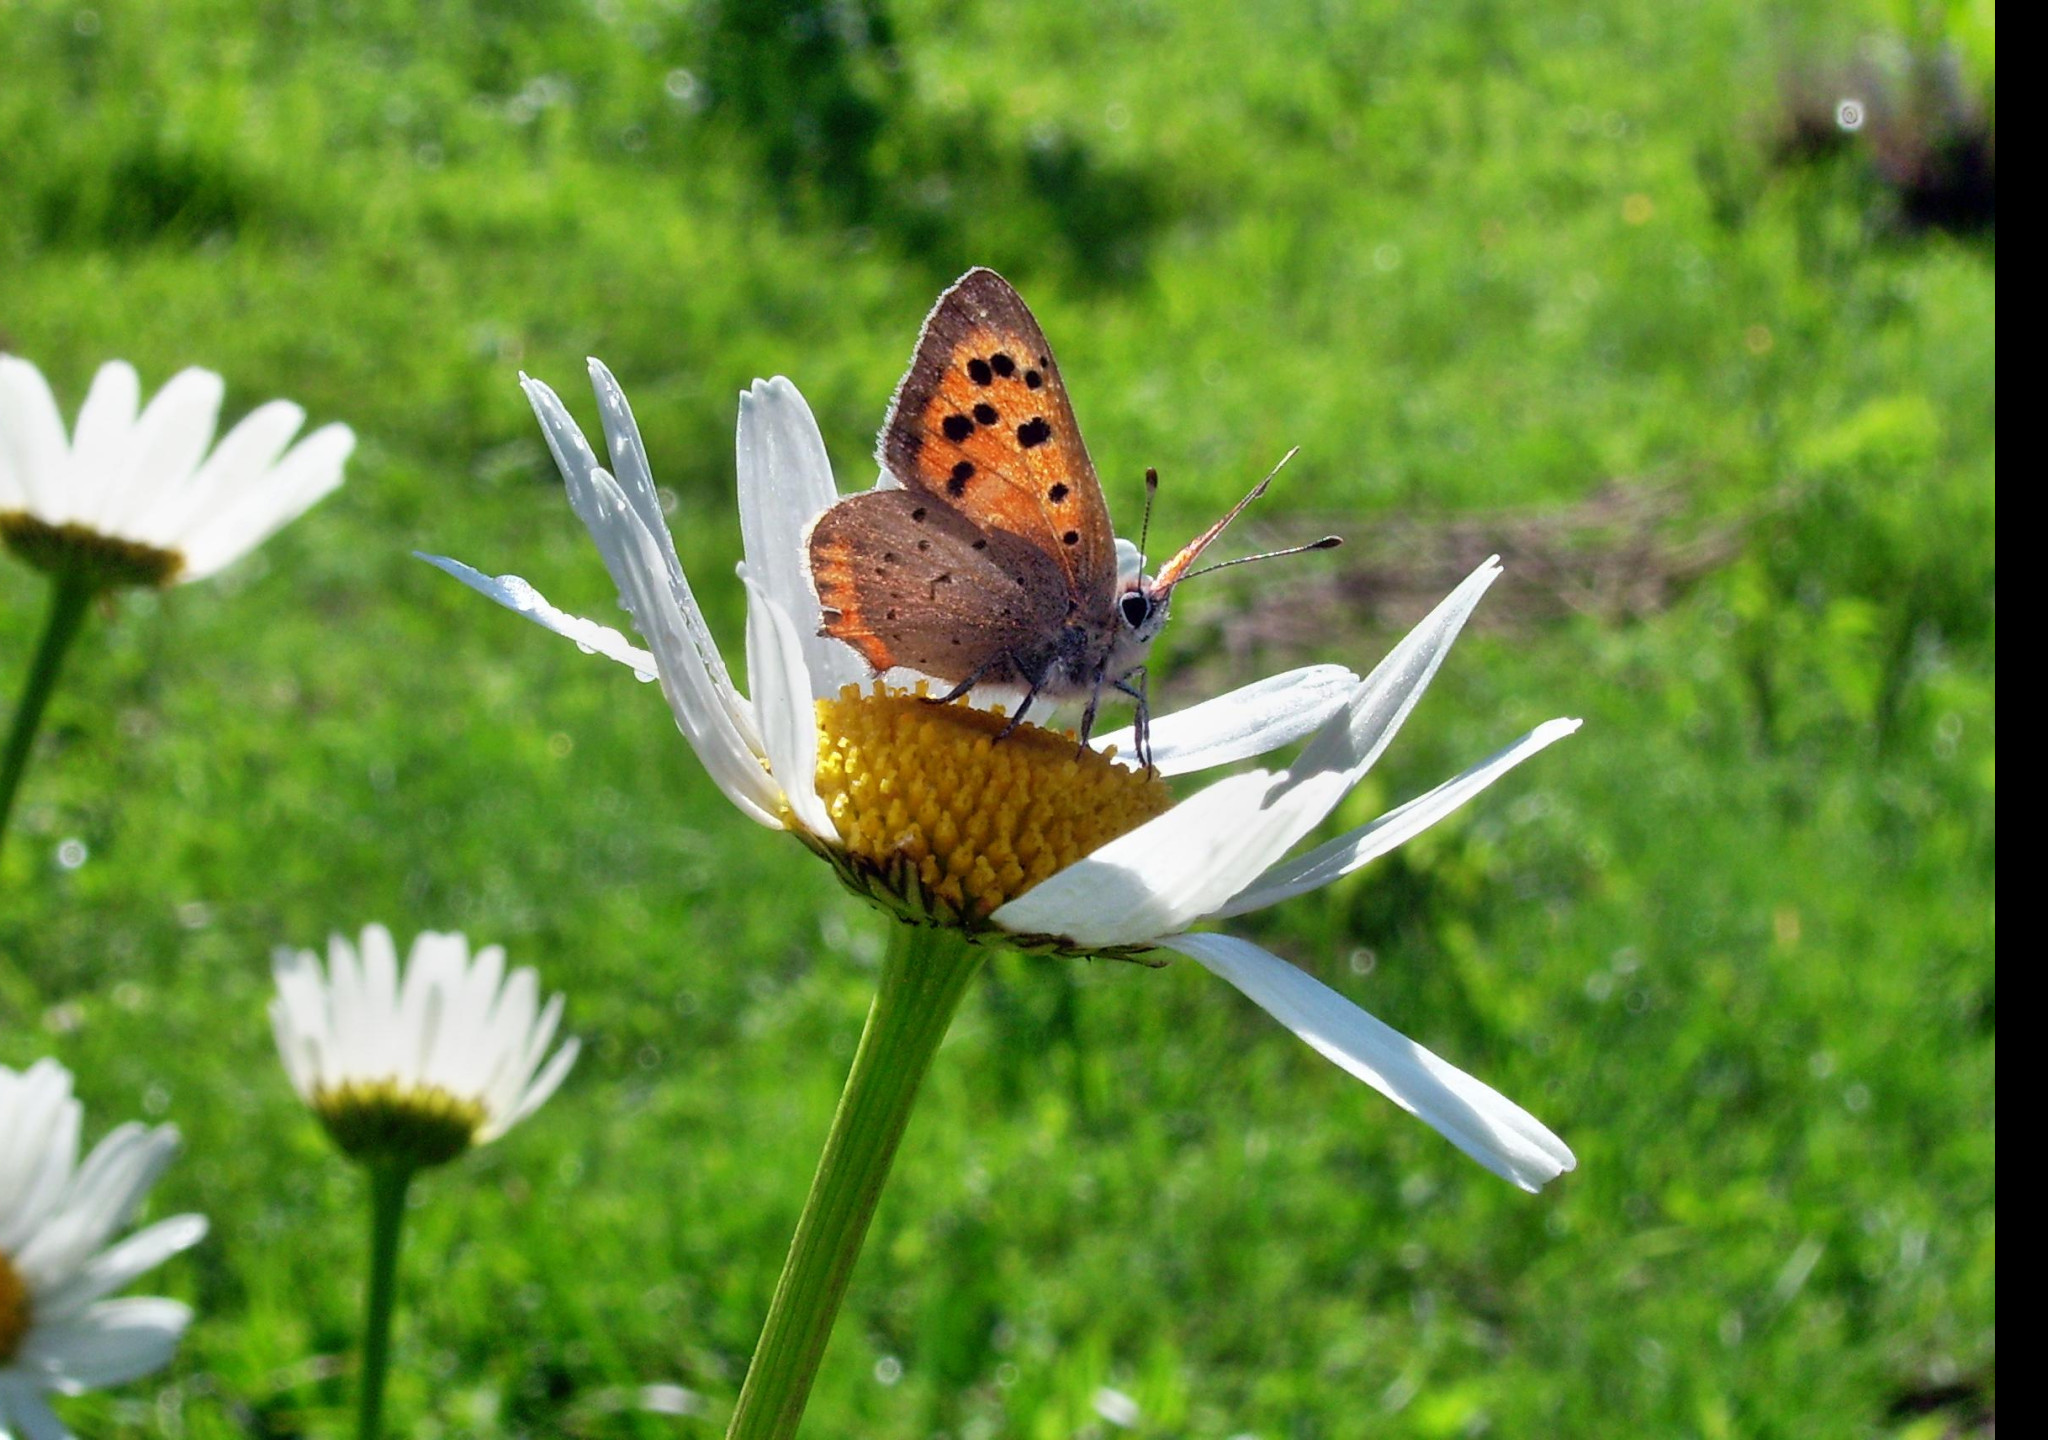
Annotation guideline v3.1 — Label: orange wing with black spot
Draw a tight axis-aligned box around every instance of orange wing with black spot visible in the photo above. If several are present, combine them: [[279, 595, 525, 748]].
[[875, 268, 1118, 610]]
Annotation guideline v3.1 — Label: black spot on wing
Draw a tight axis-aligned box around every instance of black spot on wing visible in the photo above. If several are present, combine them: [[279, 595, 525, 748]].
[[1048, 482, 1069, 502], [973, 402, 999, 426], [990, 353, 1016, 377], [946, 460, 974, 496], [1062, 530, 1080, 545], [942, 414, 973, 442], [1017, 417, 1052, 448], [1024, 369, 1044, 390], [967, 358, 993, 385]]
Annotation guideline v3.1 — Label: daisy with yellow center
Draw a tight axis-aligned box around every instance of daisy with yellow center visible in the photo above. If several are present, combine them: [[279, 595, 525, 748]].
[[0, 355, 354, 865], [430, 361, 1580, 1439], [270, 926, 579, 1439], [0, 1058, 208, 1440]]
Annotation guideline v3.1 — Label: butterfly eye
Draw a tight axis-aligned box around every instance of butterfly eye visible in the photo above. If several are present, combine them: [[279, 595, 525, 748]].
[[1119, 593, 1151, 628]]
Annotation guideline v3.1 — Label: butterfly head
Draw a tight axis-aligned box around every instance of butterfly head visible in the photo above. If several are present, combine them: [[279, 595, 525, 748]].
[[1108, 572, 1174, 678], [1106, 449, 1341, 681]]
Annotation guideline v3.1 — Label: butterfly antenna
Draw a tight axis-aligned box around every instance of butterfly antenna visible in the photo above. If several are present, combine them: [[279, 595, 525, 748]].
[[1170, 534, 1343, 584], [1151, 446, 1302, 589], [1137, 467, 1159, 564]]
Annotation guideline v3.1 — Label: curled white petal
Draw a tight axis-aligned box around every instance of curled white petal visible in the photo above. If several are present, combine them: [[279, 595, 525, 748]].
[[1161, 932, 1575, 1191], [1218, 717, 1583, 917], [1093, 664, 1360, 775], [529, 377, 763, 750], [519, 376, 781, 825], [418, 553, 659, 680]]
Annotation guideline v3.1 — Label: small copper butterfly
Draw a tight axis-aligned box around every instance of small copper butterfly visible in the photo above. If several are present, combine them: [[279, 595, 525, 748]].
[[806, 267, 1338, 763]]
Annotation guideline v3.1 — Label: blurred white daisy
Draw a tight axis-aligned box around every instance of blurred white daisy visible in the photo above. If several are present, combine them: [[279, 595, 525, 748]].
[[0, 354, 353, 589], [270, 925, 580, 1169], [0, 1058, 208, 1440], [430, 362, 1581, 1191]]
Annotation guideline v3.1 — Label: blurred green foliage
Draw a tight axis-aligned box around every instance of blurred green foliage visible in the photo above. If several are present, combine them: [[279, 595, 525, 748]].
[[1, 0, 1992, 1435]]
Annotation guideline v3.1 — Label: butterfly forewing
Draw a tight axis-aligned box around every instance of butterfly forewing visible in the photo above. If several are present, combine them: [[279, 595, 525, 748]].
[[876, 268, 1119, 609]]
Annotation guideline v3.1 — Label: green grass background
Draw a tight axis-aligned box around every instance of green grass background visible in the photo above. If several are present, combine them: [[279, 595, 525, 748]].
[[0, 0, 1994, 1434]]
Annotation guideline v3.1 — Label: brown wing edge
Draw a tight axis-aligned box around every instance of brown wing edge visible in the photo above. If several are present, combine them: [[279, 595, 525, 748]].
[[803, 500, 896, 674]]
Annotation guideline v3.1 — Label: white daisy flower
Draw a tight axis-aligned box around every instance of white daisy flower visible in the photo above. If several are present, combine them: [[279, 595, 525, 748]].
[[0, 1058, 208, 1440], [269, 926, 581, 1169], [0, 354, 354, 589], [429, 362, 1581, 1191]]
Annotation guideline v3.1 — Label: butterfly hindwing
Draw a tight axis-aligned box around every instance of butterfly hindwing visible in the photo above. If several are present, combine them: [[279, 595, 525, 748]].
[[877, 268, 1119, 611], [808, 485, 1070, 682]]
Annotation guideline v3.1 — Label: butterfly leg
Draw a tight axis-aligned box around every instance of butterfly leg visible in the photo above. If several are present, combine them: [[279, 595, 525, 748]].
[[997, 668, 1046, 739], [1112, 669, 1154, 774], [926, 653, 1008, 706], [1074, 671, 1110, 758]]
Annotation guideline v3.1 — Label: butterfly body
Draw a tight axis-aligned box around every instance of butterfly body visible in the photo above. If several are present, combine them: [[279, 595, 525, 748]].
[[807, 267, 1331, 762]]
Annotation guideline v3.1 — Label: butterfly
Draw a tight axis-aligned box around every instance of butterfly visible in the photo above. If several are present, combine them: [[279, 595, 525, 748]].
[[806, 267, 1337, 766]]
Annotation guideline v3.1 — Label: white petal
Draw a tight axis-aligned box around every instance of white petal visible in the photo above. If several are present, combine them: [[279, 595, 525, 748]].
[[493, 1035, 579, 1138], [176, 421, 353, 581], [584, 359, 685, 584], [90, 367, 221, 536], [0, 1381, 73, 1440], [419, 554, 659, 680], [528, 374, 759, 750], [1162, 932, 1575, 1191], [1218, 717, 1583, 917], [742, 580, 832, 836], [735, 376, 863, 697], [1093, 664, 1360, 775], [1115, 537, 1144, 584], [14, 1125, 180, 1289], [566, 457, 783, 826], [992, 767, 1294, 945], [57, 361, 141, 526], [0, 1060, 81, 1253], [997, 558, 1504, 947], [33, 1214, 208, 1323], [18, 1297, 193, 1391], [130, 398, 304, 542], [0, 355, 73, 515]]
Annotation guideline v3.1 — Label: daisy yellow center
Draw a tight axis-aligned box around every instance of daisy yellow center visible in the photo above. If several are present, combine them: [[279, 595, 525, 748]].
[[313, 1078, 488, 1171], [1, 512, 184, 588], [0, 1249, 29, 1362], [809, 685, 1173, 925]]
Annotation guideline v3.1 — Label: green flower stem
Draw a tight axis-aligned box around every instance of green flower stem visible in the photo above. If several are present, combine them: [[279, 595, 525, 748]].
[[0, 570, 95, 867], [727, 922, 985, 1440], [357, 1161, 416, 1440]]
